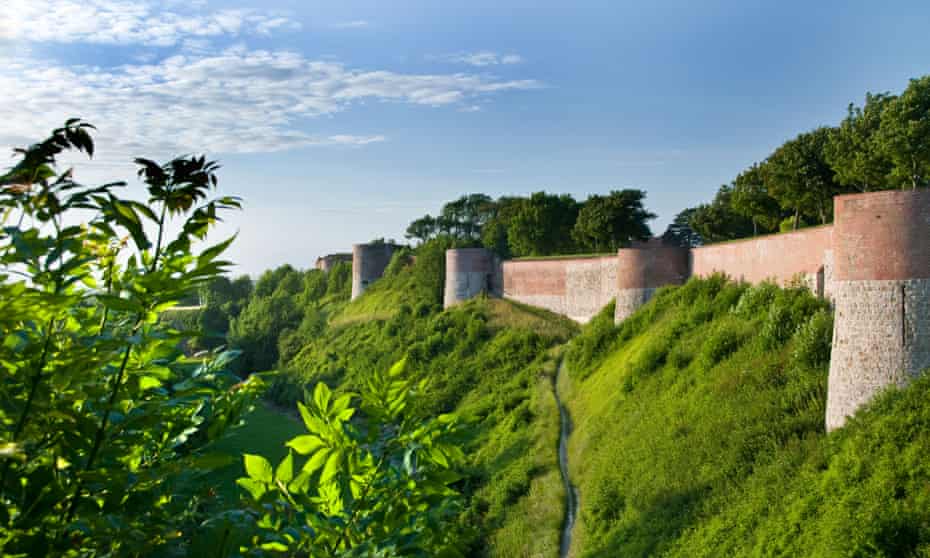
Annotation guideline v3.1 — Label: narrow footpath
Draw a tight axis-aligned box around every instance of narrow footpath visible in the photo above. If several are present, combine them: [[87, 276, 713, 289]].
[[555, 361, 578, 558]]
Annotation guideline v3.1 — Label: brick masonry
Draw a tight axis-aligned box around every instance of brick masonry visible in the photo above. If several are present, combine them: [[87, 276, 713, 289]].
[[500, 256, 617, 323], [444, 248, 501, 308], [351, 243, 397, 300]]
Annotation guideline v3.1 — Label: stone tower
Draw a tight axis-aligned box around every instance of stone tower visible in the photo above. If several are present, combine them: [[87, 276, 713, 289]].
[[615, 239, 690, 323], [443, 248, 500, 308], [351, 243, 397, 300], [826, 189, 930, 430]]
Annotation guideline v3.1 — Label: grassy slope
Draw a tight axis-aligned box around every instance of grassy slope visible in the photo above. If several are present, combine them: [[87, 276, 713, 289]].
[[270, 248, 579, 556], [562, 276, 930, 557]]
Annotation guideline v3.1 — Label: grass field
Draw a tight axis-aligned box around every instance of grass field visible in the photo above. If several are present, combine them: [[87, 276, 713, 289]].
[[205, 403, 306, 504]]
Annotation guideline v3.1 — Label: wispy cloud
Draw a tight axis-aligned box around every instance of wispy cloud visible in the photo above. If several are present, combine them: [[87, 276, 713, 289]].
[[0, 46, 541, 157], [0, 0, 300, 47], [439, 51, 525, 67], [330, 20, 371, 29]]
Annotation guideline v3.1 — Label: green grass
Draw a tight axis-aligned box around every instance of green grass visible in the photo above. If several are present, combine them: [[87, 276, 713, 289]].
[[559, 276, 930, 557], [205, 403, 305, 505]]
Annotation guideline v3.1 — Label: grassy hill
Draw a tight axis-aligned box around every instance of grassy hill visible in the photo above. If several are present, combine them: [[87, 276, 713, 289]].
[[210, 244, 930, 556], [560, 276, 930, 557]]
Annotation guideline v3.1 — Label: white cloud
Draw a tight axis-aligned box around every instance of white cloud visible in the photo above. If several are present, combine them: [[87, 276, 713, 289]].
[[0, 0, 300, 47], [331, 20, 370, 29], [441, 51, 524, 67], [0, 47, 541, 159]]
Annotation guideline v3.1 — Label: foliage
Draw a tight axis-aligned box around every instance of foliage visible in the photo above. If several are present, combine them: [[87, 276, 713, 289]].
[[825, 92, 896, 192], [0, 122, 263, 556], [684, 184, 756, 243], [878, 75, 930, 189], [235, 367, 467, 556], [506, 191, 580, 257], [571, 189, 655, 252], [765, 127, 840, 226], [228, 263, 351, 374]]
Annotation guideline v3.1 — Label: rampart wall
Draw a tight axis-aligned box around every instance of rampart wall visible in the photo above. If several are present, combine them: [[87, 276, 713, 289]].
[[691, 225, 835, 298], [328, 189, 930, 431], [501, 256, 617, 323]]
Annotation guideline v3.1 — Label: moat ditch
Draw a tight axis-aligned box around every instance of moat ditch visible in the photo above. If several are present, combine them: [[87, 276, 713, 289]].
[[555, 360, 578, 558]]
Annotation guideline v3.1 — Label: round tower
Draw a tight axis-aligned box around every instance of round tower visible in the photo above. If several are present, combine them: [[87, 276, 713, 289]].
[[351, 243, 397, 300], [615, 239, 689, 323], [444, 248, 499, 308], [826, 189, 930, 430]]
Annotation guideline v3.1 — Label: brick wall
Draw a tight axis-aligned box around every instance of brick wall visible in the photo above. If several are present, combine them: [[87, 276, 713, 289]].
[[691, 225, 834, 287], [502, 256, 616, 322]]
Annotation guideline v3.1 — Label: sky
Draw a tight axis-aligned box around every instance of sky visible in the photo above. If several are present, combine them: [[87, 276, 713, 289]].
[[2, 0, 930, 275]]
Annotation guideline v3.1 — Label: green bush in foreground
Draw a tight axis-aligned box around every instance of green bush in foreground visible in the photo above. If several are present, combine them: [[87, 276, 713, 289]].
[[229, 364, 466, 556], [0, 122, 262, 556]]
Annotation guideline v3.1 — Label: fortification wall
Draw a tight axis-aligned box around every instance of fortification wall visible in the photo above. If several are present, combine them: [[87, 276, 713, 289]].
[[502, 256, 617, 323], [316, 253, 352, 272], [444, 248, 499, 308], [351, 243, 397, 300], [615, 240, 690, 322], [826, 189, 930, 430], [690, 225, 835, 293]]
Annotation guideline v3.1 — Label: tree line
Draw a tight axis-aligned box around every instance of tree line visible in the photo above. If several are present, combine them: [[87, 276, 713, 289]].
[[406, 189, 657, 258], [681, 75, 930, 243]]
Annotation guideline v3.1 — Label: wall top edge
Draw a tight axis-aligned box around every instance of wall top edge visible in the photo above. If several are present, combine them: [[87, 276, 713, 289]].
[[691, 223, 835, 251]]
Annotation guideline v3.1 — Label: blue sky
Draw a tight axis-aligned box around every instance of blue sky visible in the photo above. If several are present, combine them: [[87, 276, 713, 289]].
[[2, 0, 930, 274]]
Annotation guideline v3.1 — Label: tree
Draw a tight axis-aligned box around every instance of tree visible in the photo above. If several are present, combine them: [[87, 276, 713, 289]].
[[878, 76, 930, 189], [662, 208, 703, 247], [506, 191, 580, 256], [481, 196, 523, 258], [571, 189, 655, 251], [686, 185, 755, 243], [406, 214, 437, 243], [825, 92, 896, 192], [0, 122, 261, 555], [730, 164, 782, 235], [765, 128, 841, 227]]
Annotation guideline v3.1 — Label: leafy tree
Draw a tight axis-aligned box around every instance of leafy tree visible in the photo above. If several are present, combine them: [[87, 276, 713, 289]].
[[0, 121, 262, 556], [662, 208, 703, 247], [685, 185, 755, 243], [878, 76, 930, 189], [730, 164, 782, 235], [507, 191, 580, 256], [571, 189, 655, 251], [481, 196, 524, 258], [765, 128, 841, 227], [236, 365, 465, 555], [826, 92, 896, 191], [405, 214, 437, 243]]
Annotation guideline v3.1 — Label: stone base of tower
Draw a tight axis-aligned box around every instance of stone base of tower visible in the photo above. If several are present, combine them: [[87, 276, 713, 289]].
[[826, 278, 930, 431]]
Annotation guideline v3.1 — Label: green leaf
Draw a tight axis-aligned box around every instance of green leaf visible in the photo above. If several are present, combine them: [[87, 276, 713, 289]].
[[388, 357, 407, 377], [244, 453, 273, 483], [286, 435, 324, 455], [313, 382, 331, 412], [259, 542, 289, 552], [236, 478, 267, 501], [139, 376, 162, 391], [275, 451, 294, 484], [302, 447, 330, 476], [320, 449, 343, 484]]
